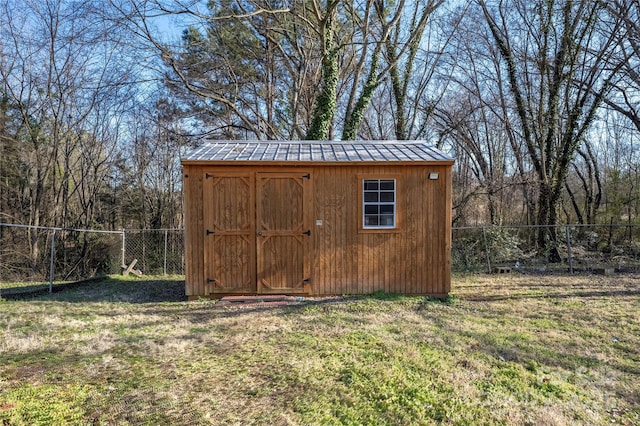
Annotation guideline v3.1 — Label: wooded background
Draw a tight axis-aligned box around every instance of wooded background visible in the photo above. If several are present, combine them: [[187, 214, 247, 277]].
[[1, 0, 639, 272]]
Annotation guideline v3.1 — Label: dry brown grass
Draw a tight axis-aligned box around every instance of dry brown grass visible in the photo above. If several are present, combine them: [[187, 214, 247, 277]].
[[0, 273, 638, 425]]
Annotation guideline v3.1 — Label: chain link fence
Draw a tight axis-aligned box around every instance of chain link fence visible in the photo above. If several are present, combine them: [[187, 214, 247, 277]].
[[2, 222, 639, 293], [452, 224, 640, 274], [0, 224, 184, 294], [0, 224, 124, 291], [123, 229, 184, 276]]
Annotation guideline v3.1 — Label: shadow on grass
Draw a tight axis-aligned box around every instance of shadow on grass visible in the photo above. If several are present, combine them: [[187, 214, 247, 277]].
[[4, 279, 451, 311], [2, 276, 187, 303]]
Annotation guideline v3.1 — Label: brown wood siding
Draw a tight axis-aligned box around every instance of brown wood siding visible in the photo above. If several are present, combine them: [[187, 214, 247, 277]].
[[311, 165, 451, 295], [256, 172, 312, 293], [182, 163, 451, 297], [183, 166, 204, 297], [203, 171, 256, 294]]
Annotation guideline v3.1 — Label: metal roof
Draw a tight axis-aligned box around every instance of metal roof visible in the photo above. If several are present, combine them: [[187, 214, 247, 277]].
[[182, 141, 453, 163]]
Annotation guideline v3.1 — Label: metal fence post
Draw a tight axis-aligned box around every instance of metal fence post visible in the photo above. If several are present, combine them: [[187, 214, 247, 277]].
[[49, 230, 56, 293], [163, 229, 168, 276], [121, 229, 126, 268], [482, 226, 492, 274], [565, 225, 574, 274]]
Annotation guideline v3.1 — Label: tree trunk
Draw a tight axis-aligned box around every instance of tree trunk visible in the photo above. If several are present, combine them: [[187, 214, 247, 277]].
[[342, 52, 380, 140], [306, 6, 338, 141], [536, 181, 562, 262]]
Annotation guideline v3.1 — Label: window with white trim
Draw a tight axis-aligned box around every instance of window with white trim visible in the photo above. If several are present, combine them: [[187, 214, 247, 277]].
[[362, 179, 396, 228]]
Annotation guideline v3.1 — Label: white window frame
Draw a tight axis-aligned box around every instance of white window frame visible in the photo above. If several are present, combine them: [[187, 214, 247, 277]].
[[362, 179, 396, 229]]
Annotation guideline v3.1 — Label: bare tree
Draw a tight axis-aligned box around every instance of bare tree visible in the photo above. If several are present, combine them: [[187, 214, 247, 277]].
[[604, 0, 640, 133], [118, 97, 187, 230], [478, 0, 626, 260], [563, 142, 602, 225], [427, 3, 536, 226], [597, 110, 640, 226], [382, 0, 453, 140], [107, 0, 300, 139], [307, 0, 449, 140], [110, 0, 448, 141], [0, 0, 139, 272]]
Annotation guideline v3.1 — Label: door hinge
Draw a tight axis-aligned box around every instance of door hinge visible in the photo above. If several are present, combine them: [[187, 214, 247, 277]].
[[205, 172, 214, 179], [206, 229, 215, 235], [303, 277, 311, 284], [302, 229, 311, 236], [302, 173, 310, 179], [207, 278, 216, 284]]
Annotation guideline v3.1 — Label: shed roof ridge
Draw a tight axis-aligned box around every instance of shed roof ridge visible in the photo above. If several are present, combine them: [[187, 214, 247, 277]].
[[199, 140, 434, 145], [182, 140, 453, 162]]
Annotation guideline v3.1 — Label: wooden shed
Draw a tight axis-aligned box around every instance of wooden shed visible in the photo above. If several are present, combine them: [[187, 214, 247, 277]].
[[181, 140, 454, 299]]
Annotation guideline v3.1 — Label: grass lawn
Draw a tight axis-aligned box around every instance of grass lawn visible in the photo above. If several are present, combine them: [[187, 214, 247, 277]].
[[0, 274, 638, 425]]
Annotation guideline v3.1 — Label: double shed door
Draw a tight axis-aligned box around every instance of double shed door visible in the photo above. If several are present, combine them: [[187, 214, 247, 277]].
[[203, 170, 312, 294]]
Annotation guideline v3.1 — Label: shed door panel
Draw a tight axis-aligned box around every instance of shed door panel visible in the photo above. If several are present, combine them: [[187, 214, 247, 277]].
[[203, 172, 256, 293], [256, 172, 311, 293]]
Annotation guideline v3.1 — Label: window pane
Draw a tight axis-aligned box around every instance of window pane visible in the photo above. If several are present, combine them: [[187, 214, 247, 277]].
[[380, 191, 394, 202], [380, 204, 394, 214], [364, 205, 379, 215], [364, 180, 379, 190], [362, 178, 396, 229], [380, 180, 394, 190], [364, 192, 378, 202], [364, 216, 379, 226], [380, 215, 394, 226]]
